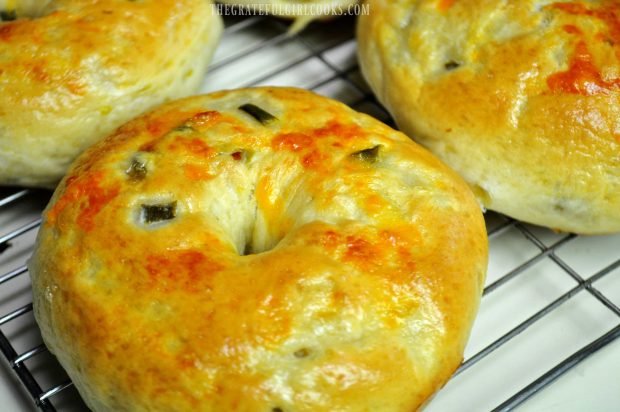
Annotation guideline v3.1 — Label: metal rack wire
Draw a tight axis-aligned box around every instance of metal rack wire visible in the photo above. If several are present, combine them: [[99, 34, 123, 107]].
[[0, 13, 619, 412]]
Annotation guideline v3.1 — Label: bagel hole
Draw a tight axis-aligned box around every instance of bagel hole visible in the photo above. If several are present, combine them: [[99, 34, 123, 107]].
[[241, 230, 286, 257], [242, 242, 253, 256], [272, 408, 284, 412], [241, 235, 278, 256]]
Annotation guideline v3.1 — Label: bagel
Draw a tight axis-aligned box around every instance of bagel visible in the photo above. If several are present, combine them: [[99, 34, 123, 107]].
[[30, 87, 487, 411], [0, 0, 223, 188], [358, 0, 620, 234], [217, 0, 359, 33]]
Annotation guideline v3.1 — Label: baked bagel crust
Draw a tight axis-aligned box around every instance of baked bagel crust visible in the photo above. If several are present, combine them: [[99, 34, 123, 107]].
[[358, 0, 620, 234], [30, 87, 487, 411], [0, 0, 223, 188]]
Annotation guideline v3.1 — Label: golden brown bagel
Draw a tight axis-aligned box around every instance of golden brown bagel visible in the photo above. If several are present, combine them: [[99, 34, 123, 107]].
[[30, 87, 487, 411], [217, 0, 359, 32], [0, 0, 223, 188], [358, 0, 620, 234]]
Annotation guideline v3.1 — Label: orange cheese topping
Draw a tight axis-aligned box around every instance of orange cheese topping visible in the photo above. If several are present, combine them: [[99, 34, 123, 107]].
[[188, 110, 222, 128], [141, 110, 225, 152], [145, 110, 196, 138], [302, 149, 329, 169], [47, 171, 119, 232], [313, 120, 365, 140], [0, 23, 16, 42], [271, 132, 314, 152], [552, 2, 620, 55], [547, 40, 620, 95], [144, 250, 222, 293], [178, 138, 216, 157], [562, 24, 582, 35], [255, 175, 292, 239], [271, 121, 366, 170], [551, 2, 620, 32], [271, 132, 326, 170], [547, 2, 620, 95], [437, 0, 456, 12], [183, 164, 214, 181]]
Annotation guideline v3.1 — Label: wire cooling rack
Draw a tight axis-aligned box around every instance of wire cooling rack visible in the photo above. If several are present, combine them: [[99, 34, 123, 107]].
[[0, 13, 619, 412]]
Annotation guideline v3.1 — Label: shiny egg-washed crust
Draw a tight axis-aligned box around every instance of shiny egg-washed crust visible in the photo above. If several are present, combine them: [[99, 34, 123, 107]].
[[30, 87, 487, 411], [358, 0, 620, 234], [0, 0, 223, 188], [217, 0, 359, 32]]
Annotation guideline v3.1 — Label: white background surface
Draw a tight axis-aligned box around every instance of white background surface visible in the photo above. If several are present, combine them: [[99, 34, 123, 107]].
[[0, 13, 619, 412]]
